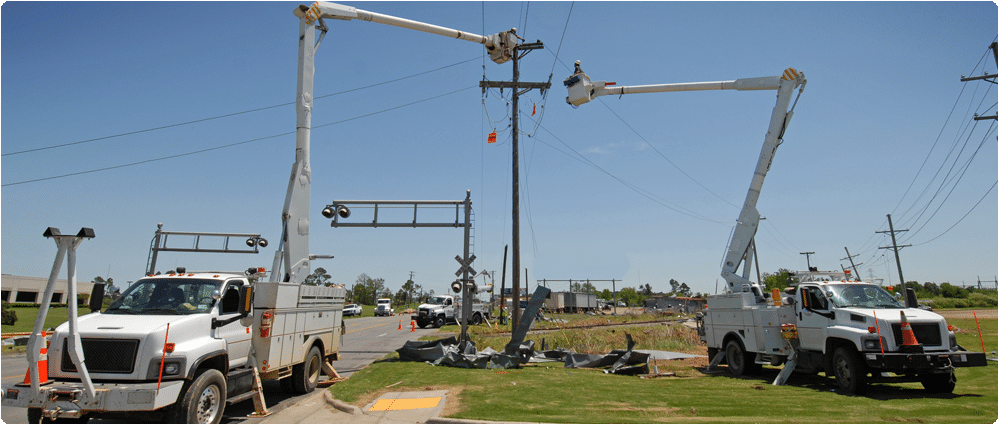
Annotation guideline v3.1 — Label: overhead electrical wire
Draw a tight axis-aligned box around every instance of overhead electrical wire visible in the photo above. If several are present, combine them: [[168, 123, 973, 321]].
[[910, 180, 997, 247], [2, 56, 481, 157], [4, 85, 479, 187]]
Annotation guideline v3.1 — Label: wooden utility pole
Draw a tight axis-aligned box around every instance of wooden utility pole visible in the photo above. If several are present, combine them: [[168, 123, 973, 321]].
[[877, 214, 911, 302], [841, 247, 862, 279], [480, 38, 550, 332]]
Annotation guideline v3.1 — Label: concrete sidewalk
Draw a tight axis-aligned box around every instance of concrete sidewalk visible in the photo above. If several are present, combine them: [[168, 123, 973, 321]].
[[257, 389, 477, 424]]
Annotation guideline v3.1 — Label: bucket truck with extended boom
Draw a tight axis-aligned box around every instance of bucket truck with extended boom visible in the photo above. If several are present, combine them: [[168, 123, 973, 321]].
[[2, 3, 524, 423], [564, 63, 987, 395]]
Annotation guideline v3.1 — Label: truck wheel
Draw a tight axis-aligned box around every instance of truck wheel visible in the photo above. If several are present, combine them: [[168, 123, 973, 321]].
[[174, 369, 226, 424], [433, 316, 445, 328], [920, 372, 956, 394], [472, 313, 482, 325], [725, 340, 759, 376], [291, 346, 323, 394], [832, 347, 868, 396], [27, 408, 90, 423]]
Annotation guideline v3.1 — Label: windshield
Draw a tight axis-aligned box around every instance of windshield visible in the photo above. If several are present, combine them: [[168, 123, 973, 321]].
[[826, 284, 903, 309], [428, 296, 449, 305], [105, 279, 222, 315]]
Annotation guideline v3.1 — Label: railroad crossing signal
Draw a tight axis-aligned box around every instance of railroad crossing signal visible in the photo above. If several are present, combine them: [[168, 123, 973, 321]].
[[455, 254, 477, 277]]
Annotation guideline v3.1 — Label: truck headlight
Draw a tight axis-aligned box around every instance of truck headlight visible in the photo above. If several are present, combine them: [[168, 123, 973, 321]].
[[862, 337, 884, 351], [147, 358, 186, 379]]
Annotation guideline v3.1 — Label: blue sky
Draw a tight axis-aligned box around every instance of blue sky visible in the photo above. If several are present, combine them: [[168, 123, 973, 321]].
[[3, 1, 997, 298]]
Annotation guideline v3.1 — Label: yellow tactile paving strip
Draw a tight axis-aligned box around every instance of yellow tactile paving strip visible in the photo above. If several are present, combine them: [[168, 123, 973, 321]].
[[368, 397, 442, 411]]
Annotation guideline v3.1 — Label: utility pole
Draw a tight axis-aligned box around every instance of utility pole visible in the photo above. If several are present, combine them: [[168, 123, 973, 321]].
[[480, 35, 550, 333], [799, 252, 816, 269], [841, 247, 862, 280], [960, 41, 998, 121], [878, 213, 911, 303], [408, 271, 414, 309]]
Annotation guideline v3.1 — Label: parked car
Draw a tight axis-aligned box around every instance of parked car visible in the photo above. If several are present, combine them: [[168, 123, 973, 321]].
[[344, 303, 363, 316], [374, 303, 394, 317]]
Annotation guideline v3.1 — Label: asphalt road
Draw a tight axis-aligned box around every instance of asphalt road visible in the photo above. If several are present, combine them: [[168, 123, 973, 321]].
[[1, 313, 437, 424]]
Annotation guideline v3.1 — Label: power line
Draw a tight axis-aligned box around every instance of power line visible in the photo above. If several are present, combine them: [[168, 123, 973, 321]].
[[911, 180, 997, 246], [2, 57, 481, 157], [3, 85, 478, 187]]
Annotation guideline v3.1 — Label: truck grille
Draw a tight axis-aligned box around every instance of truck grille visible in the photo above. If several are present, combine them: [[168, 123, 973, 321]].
[[418, 309, 429, 317], [61, 338, 140, 374], [890, 323, 942, 346]]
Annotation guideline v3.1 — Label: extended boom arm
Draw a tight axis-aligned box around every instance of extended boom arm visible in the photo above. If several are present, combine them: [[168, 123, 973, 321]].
[[273, 2, 520, 283], [564, 63, 806, 297]]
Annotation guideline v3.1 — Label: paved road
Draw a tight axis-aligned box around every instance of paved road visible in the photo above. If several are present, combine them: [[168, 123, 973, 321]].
[[1, 313, 437, 424]]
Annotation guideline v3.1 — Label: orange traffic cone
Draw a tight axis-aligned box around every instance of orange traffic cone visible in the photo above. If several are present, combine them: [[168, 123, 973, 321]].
[[23, 331, 48, 385], [398, 320, 402, 330], [411, 320, 416, 332], [898, 311, 923, 353]]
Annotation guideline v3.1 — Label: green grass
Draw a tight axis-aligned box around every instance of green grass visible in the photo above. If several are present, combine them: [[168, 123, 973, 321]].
[[2, 304, 90, 334], [332, 317, 999, 423]]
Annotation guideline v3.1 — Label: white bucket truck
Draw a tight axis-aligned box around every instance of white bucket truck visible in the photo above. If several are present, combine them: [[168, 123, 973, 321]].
[[564, 64, 987, 394]]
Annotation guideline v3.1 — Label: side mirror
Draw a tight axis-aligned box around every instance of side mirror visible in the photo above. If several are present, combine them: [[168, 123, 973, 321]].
[[89, 283, 106, 313], [239, 286, 253, 317], [904, 287, 918, 309]]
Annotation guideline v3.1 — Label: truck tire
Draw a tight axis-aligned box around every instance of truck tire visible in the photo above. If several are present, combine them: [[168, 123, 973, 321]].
[[832, 347, 868, 396], [920, 372, 956, 394], [433, 315, 445, 328], [472, 313, 482, 325], [174, 369, 226, 424], [725, 340, 760, 376], [27, 408, 90, 423], [291, 346, 323, 394]]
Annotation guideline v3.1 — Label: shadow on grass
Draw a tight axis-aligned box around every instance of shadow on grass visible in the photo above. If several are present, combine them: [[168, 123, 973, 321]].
[[696, 366, 984, 401]]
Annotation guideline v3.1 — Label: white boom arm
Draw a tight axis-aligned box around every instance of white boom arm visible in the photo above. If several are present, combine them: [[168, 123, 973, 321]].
[[564, 64, 806, 298], [273, 2, 518, 283]]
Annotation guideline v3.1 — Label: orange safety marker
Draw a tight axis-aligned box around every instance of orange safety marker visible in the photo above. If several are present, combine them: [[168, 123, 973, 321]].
[[872, 311, 885, 355], [411, 320, 416, 332], [23, 330, 48, 385], [973, 311, 986, 353], [898, 311, 922, 352], [398, 320, 402, 331]]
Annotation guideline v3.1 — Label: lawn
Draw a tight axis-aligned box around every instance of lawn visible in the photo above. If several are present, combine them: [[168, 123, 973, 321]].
[[331, 315, 999, 423]]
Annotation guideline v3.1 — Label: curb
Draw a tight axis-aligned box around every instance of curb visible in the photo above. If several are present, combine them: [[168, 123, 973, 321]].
[[323, 390, 362, 415]]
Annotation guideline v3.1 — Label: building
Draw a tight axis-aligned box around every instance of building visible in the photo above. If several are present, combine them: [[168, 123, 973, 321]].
[[1, 275, 97, 305]]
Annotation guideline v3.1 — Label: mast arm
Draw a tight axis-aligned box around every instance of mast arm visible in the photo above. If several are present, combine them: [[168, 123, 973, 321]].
[[564, 63, 806, 297], [295, 2, 518, 64]]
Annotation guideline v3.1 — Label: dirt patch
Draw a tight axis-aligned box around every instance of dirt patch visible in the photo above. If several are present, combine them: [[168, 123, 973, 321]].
[[936, 309, 997, 320]]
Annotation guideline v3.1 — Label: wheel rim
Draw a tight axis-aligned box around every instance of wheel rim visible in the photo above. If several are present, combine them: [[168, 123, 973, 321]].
[[727, 344, 743, 373], [307, 353, 321, 385], [196, 384, 221, 423], [835, 355, 852, 387]]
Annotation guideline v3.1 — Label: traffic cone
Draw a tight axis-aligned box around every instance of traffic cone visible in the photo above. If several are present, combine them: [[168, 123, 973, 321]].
[[898, 311, 923, 353], [411, 320, 416, 332], [23, 331, 48, 385], [398, 320, 402, 330]]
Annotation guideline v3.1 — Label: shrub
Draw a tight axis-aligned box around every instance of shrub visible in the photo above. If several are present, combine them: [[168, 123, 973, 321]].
[[1, 302, 16, 326]]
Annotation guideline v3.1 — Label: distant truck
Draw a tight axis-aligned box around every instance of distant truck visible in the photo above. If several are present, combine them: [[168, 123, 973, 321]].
[[375, 298, 394, 316], [547, 292, 598, 313], [343, 303, 362, 316], [413, 295, 491, 328]]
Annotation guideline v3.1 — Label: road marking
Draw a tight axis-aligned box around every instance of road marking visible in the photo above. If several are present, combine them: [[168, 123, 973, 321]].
[[368, 397, 441, 411], [377, 333, 387, 337], [345, 321, 393, 335]]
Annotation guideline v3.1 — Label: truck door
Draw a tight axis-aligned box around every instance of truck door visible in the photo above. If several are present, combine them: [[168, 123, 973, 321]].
[[797, 285, 832, 351], [215, 280, 252, 368]]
